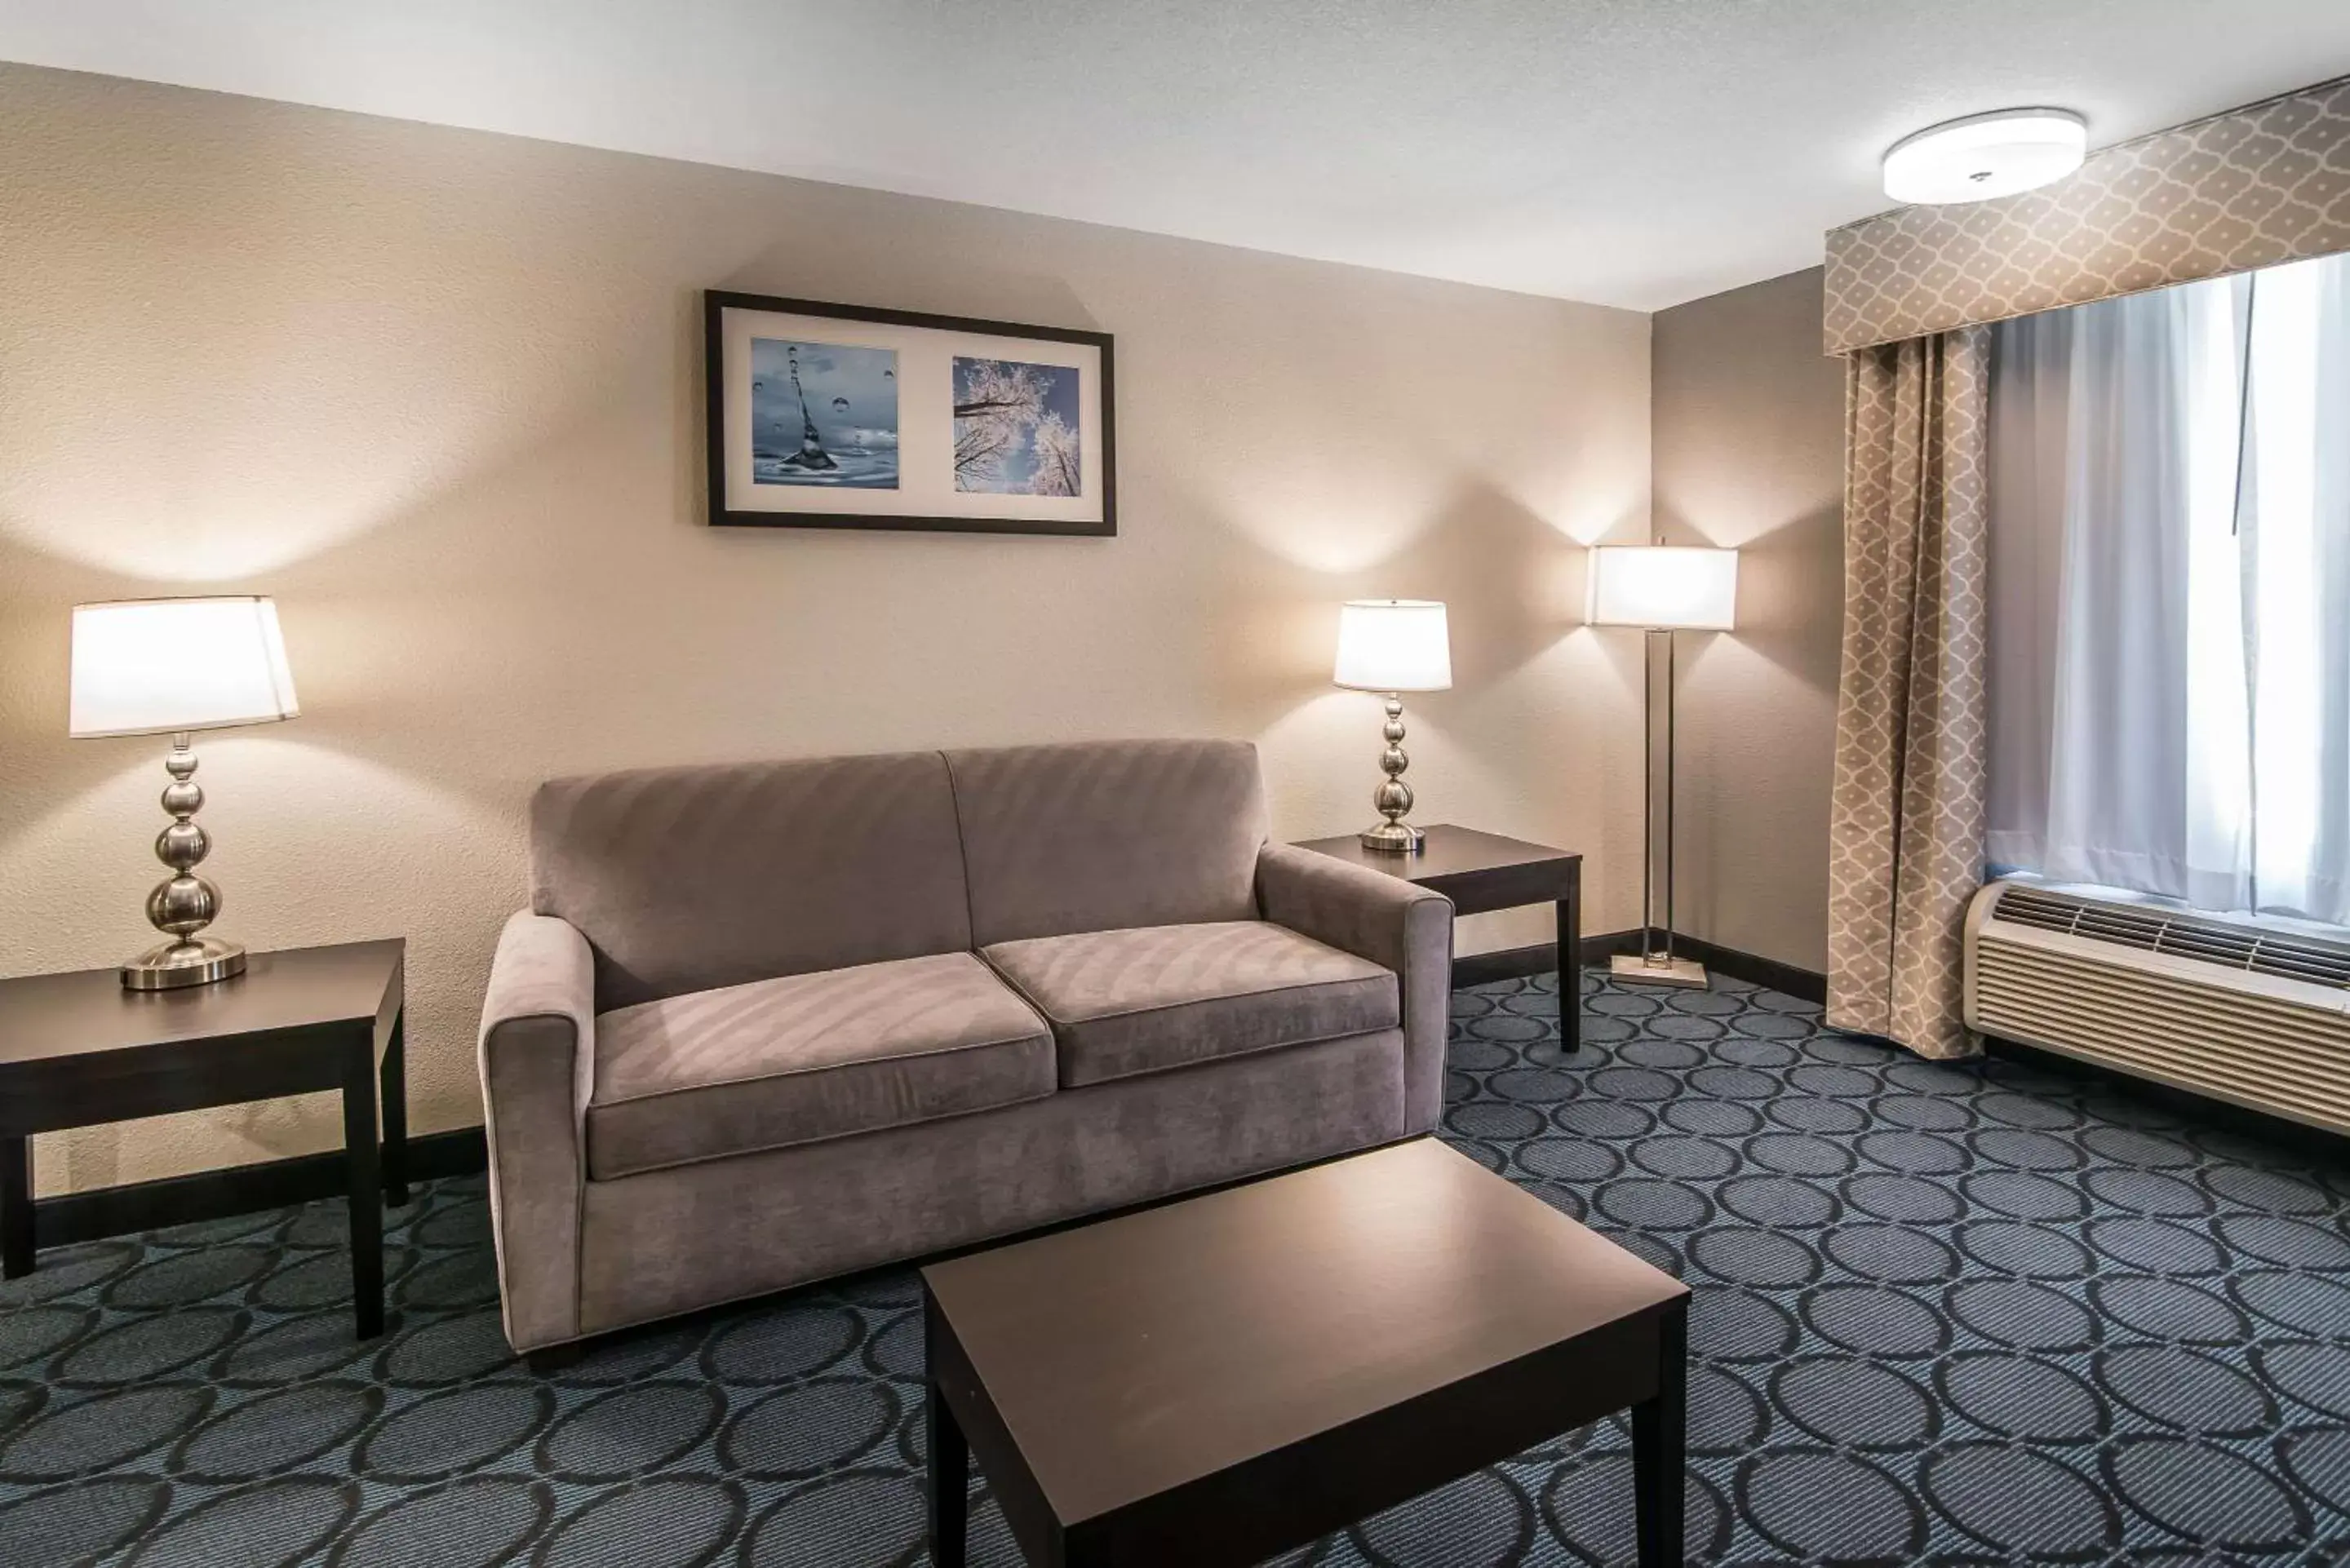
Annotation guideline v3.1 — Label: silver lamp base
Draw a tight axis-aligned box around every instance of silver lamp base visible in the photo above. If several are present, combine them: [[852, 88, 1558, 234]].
[[122, 936, 247, 991], [119, 733, 248, 991], [1610, 952, 1709, 989], [1356, 692, 1427, 854], [1357, 821, 1426, 854]]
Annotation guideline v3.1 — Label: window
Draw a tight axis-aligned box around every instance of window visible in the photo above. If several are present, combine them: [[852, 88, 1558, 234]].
[[1986, 251, 2350, 926]]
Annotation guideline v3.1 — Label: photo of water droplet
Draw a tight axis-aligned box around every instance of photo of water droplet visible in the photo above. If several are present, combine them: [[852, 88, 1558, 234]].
[[749, 337, 900, 489]]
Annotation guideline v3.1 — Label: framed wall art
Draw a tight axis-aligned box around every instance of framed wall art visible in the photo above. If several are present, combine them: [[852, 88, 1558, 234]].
[[703, 290, 1116, 535]]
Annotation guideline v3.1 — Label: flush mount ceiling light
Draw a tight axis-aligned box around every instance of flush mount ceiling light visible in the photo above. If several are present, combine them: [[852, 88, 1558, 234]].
[[1882, 108, 2087, 205]]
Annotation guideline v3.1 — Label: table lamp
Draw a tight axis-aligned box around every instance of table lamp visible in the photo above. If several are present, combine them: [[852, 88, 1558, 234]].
[[69, 596, 300, 990], [1589, 546, 1737, 986], [1332, 599, 1452, 853]]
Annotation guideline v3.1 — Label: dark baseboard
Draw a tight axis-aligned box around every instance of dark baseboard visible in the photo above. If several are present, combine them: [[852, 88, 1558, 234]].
[[1452, 929, 1636, 988], [1452, 928, 1828, 1003], [34, 1125, 489, 1250], [1645, 931, 1830, 1003]]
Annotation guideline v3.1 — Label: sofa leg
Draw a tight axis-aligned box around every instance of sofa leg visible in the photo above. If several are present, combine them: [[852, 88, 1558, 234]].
[[525, 1342, 586, 1375]]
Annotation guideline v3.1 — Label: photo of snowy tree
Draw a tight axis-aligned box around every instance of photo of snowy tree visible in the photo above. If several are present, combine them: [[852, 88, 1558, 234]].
[[952, 357, 1083, 495], [751, 338, 899, 488]]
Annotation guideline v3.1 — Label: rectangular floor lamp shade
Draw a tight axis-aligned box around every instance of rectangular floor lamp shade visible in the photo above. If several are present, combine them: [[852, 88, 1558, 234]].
[[69, 597, 300, 990], [1587, 547, 1739, 631], [1588, 547, 1737, 986]]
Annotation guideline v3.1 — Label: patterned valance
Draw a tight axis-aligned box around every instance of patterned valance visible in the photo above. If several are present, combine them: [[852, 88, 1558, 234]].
[[1824, 75, 2350, 356]]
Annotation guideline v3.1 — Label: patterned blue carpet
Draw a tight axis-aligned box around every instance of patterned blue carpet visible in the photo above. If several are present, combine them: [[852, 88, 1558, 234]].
[[2, 971, 2348, 1566]]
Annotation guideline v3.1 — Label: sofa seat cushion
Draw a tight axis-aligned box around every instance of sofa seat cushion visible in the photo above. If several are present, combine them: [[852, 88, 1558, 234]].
[[982, 921, 1398, 1088], [587, 952, 1053, 1179]]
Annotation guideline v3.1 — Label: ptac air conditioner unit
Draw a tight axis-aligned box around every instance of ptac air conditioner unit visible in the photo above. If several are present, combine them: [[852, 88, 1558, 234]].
[[1963, 879, 2350, 1136]]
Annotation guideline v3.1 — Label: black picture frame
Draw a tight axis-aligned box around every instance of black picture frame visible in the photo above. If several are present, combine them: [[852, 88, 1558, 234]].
[[703, 290, 1117, 536]]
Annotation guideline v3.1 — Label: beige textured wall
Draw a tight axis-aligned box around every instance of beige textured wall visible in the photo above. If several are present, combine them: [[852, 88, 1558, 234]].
[[1650, 268, 1844, 974], [0, 66, 1652, 1195]]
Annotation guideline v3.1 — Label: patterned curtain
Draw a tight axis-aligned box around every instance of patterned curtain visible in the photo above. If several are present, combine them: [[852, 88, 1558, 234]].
[[1825, 328, 1992, 1060]]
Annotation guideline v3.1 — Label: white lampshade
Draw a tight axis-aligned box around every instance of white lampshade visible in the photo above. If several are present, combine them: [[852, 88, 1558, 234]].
[[1332, 599, 1452, 693], [69, 596, 300, 739], [1882, 109, 2086, 206], [1587, 547, 1739, 631]]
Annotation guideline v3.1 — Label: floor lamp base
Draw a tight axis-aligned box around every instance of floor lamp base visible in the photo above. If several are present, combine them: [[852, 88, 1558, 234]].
[[1610, 952, 1709, 989]]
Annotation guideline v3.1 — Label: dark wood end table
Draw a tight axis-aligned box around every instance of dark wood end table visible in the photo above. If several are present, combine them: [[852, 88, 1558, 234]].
[[0, 939, 408, 1338], [1292, 823, 1584, 1060], [922, 1138, 1690, 1568]]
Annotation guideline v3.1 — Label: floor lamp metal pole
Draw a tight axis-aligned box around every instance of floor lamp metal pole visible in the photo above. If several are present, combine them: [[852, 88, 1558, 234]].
[[1639, 629, 1657, 968], [1664, 628, 1678, 968], [1613, 627, 1706, 987]]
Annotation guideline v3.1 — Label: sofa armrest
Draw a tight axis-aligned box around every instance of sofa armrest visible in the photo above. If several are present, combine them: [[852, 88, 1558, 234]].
[[478, 910, 596, 1352], [1257, 843, 1453, 1132]]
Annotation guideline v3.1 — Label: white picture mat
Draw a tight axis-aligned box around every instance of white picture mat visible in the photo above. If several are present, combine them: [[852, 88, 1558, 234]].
[[720, 306, 1105, 521]]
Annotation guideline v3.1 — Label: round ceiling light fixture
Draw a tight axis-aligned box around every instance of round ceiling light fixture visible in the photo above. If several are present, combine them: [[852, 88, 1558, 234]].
[[1882, 108, 2087, 205]]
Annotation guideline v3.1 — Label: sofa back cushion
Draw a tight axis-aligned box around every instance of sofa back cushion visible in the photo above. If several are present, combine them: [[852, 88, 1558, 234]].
[[531, 751, 973, 1010], [946, 738, 1269, 946]]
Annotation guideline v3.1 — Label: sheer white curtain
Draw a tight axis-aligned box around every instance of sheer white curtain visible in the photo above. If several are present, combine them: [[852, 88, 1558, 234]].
[[1988, 252, 2350, 926]]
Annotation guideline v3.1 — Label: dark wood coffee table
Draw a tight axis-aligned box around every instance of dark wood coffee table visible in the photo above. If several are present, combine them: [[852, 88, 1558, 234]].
[[921, 1138, 1689, 1567], [1292, 824, 1584, 1061]]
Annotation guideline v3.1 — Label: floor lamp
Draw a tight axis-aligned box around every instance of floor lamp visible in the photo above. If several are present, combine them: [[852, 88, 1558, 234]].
[[1588, 545, 1739, 987]]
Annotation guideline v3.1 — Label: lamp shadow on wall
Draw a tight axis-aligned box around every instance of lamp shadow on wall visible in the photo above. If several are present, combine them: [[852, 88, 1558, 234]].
[[1649, 492, 1842, 963], [0, 289, 683, 591], [0, 245, 1121, 891], [0, 341, 665, 848], [0, 272, 725, 1009], [1190, 475, 1650, 869], [0, 730, 501, 950], [1653, 498, 1842, 693], [0, 220, 777, 821], [1205, 478, 1620, 734]]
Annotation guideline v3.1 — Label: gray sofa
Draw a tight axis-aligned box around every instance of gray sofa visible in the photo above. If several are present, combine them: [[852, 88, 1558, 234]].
[[476, 737, 1452, 1355]]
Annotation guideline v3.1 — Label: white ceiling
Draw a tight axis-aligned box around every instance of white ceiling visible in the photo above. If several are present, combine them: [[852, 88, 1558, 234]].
[[5, 1, 2348, 310]]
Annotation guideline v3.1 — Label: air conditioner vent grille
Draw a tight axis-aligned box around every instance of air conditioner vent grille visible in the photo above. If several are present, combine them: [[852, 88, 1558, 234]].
[[1989, 885, 2350, 990]]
